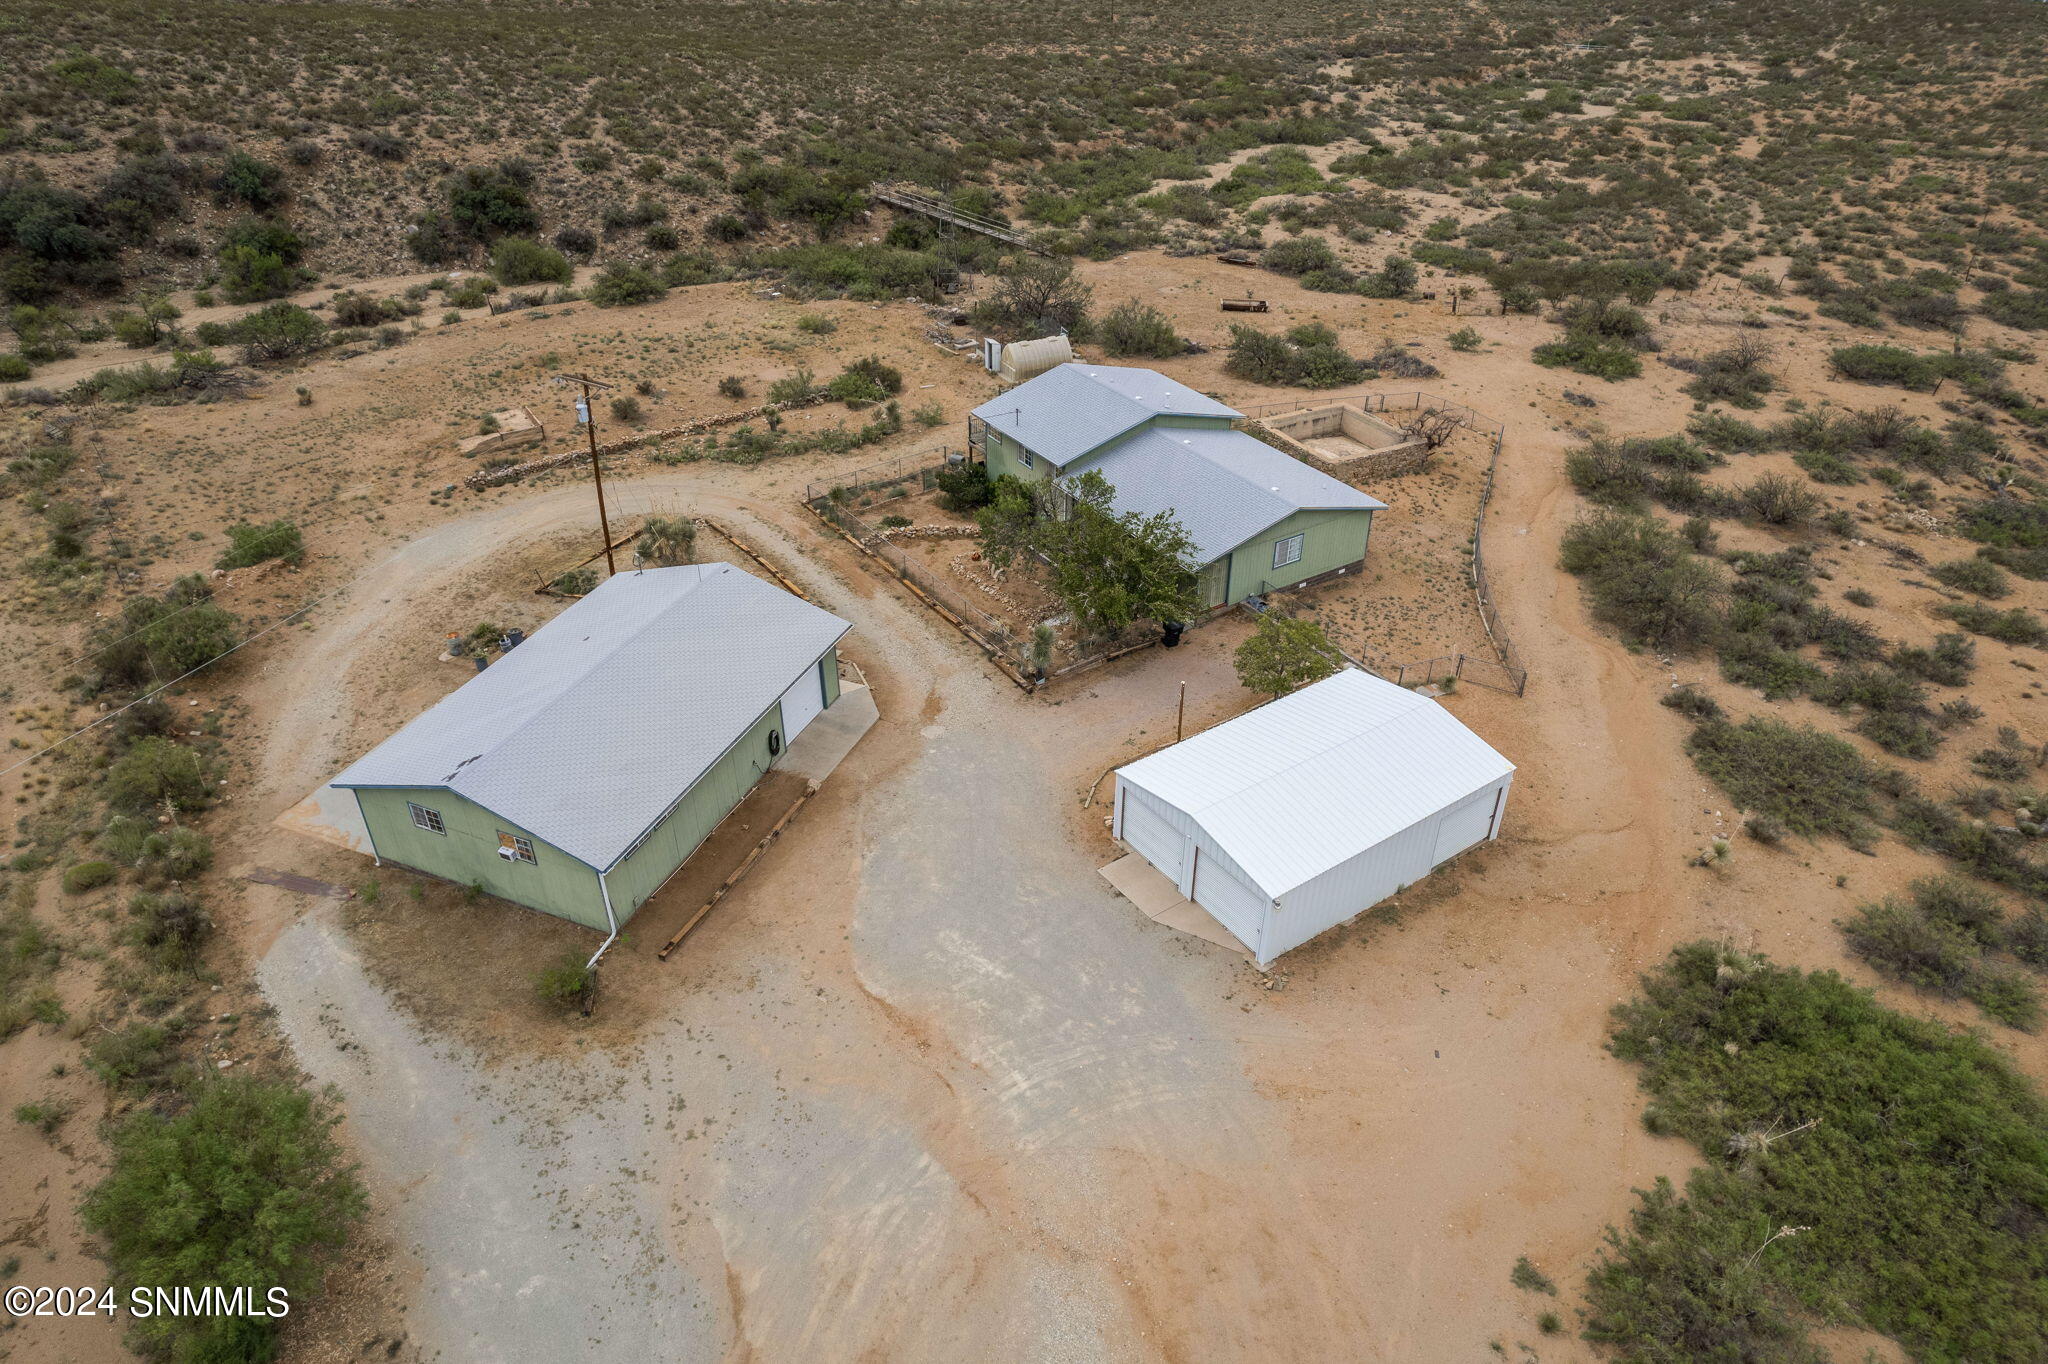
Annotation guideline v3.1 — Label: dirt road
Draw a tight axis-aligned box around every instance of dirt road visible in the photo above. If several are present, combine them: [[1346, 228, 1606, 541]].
[[214, 435, 1686, 1364]]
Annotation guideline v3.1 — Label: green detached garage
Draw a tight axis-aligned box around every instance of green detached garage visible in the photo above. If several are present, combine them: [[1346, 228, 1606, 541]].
[[333, 563, 850, 940]]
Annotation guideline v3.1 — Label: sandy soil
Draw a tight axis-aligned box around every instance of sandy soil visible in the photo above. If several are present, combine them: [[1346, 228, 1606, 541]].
[[3, 245, 2045, 1363]]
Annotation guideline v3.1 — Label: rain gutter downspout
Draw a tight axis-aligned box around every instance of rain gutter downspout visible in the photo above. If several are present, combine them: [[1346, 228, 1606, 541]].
[[587, 871, 620, 970]]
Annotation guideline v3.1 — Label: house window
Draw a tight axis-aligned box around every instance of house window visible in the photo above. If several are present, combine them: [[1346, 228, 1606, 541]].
[[408, 802, 445, 835], [1018, 448, 1035, 470], [498, 832, 537, 864], [1272, 533, 1305, 570]]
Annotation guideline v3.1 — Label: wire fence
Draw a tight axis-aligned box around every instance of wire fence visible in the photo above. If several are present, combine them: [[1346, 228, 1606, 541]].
[[1235, 391, 1526, 697], [802, 452, 1174, 690]]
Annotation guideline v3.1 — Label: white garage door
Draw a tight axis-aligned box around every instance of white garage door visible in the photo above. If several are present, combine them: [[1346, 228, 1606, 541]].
[[777, 659, 826, 744], [1120, 789, 1187, 884], [1431, 786, 1499, 867], [1193, 852, 1268, 952]]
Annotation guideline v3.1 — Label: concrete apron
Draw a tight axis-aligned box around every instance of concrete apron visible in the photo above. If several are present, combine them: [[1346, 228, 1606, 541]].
[[1097, 850, 1253, 960]]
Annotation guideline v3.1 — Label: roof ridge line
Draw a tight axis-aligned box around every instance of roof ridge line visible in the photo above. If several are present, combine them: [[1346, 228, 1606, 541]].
[[1167, 685, 1433, 815], [447, 565, 722, 786]]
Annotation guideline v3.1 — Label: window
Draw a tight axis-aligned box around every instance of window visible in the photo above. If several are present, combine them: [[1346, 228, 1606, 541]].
[[1272, 533, 1305, 570], [1018, 448, 1035, 470], [498, 832, 536, 864], [407, 802, 445, 835]]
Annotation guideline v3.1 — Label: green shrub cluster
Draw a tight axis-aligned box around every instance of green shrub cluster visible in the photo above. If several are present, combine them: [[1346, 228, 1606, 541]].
[[1589, 943, 2048, 1361]]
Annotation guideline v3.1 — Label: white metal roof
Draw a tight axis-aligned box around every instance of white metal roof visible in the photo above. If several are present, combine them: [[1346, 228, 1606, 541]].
[[1116, 668, 1514, 898], [334, 564, 850, 871], [1084, 425, 1386, 564], [970, 362, 1239, 468]]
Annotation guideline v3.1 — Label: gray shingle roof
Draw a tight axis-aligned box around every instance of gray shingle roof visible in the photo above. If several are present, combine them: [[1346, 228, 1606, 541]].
[[971, 362, 1240, 468], [333, 565, 849, 871], [1084, 426, 1387, 564]]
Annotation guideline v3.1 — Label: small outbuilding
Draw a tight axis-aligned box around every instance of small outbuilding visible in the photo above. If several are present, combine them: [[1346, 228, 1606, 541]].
[[332, 564, 849, 937], [1112, 668, 1513, 966], [988, 333, 1075, 385]]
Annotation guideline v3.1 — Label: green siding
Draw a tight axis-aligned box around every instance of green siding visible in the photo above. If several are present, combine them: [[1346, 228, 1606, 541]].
[[1224, 508, 1373, 604], [820, 647, 841, 706], [981, 430, 1050, 484], [354, 788, 606, 928], [601, 700, 786, 920], [352, 645, 844, 931]]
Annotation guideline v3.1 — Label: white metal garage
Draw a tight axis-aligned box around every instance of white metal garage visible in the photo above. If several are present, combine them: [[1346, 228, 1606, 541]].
[[1112, 668, 1514, 967]]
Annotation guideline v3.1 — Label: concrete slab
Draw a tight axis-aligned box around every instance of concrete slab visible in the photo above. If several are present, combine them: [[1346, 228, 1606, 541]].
[[1098, 852, 1253, 959], [275, 781, 374, 854], [778, 682, 877, 783]]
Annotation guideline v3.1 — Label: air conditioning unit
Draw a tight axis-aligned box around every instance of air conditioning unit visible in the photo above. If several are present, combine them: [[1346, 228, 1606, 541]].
[[497, 847, 519, 861]]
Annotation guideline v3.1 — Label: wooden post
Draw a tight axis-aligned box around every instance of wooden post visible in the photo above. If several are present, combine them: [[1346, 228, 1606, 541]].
[[1176, 680, 1186, 742]]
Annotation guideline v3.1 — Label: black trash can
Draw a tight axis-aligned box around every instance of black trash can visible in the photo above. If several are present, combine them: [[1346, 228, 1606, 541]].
[[1160, 620, 1185, 648]]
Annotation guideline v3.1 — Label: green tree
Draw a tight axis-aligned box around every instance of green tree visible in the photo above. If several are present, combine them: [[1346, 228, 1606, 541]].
[[1235, 614, 1343, 695], [102, 737, 210, 813], [82, 1076, 364, 1364], [214, 150, 287, 211], [1034, 471, 1199, 635], [586, 263, 666, 308]]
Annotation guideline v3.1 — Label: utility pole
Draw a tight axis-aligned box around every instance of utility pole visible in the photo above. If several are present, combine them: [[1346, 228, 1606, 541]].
[[556, 373, 618, 575]]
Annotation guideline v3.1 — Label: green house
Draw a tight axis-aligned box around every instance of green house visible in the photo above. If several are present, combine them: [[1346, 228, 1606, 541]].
[[968, 363, 1386, 607], [332, 564, 849, 938]]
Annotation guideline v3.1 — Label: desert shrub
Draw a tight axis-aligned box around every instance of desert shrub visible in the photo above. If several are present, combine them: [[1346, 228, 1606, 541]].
[[550, 568, 598, 596], [82, 1075, 364, 1363], [213, 151, 286, 212], [218, 518, 302, 569], [935, 462, 993, 511], [1355, 254, 1419, 299], [1841, 896, 1981, 994], [843, 355, 903, 395], [85, 1020, 185, 1093], [1687, 411, 1768, 452], [1981, 288, 2048, 331], [608, 395, 641, 422], [1261, 237, 1337, 276], [717, 376, 746, 400], [1738, 473, 1823, 527], [490, 237, 572, 286], [1559, 510, 1722, 652], [1659, 686, 1723, 721], [971, 256, 1092, 336], [1589, 943, 2048, 1360], [1099, 300, 1184, 358], [61, 861, 116, 893], [767, 367, 816, 404], [1684, 716, 1877, 842], [1680, 337, 1775, 408], [1830, 343, 1941, 389], [1533, 330, 1642, 380], [586, 263, 665, 308], [1942, 602, 2047, 648], [0, 352, 30, 381], [137, 827, 212, 884], [234, 301, 327, 361], [1854, 711, 1943, 759], [86, 577, 240, 694], [1894, 632, 1975, 687], [127, 889, 209, 974], [446, 162, 538, 240], [1225, 324, 1364, 389], [552, 225, 596, 257], [103, 738, 210, 814], [534, 953, 595, 1010], [1447, 326, 1482, 352], [1931, 557, 2010, 598]]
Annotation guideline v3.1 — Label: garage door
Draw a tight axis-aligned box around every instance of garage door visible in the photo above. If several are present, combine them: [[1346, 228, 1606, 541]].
[[1192, 852, 1268, 952], [1431, 786, 1499, 867], [777, 659, 826, 746], [1120, 789, 1187, 884]]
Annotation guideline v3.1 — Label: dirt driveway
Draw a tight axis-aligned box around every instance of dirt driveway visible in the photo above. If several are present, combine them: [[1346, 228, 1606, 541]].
[[213, 432, 1713, 1364]]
